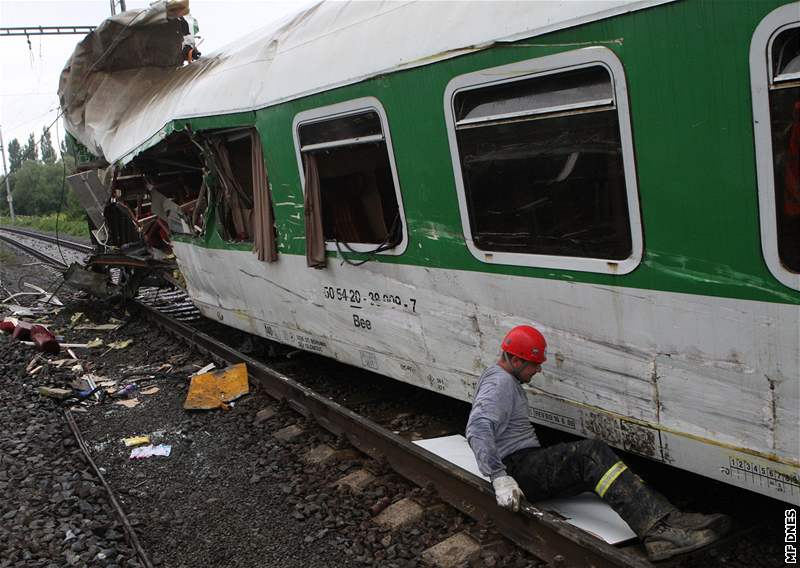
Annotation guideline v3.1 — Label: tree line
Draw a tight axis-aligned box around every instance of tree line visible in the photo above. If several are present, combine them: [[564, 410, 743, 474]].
[[1, 127, 82, 218]]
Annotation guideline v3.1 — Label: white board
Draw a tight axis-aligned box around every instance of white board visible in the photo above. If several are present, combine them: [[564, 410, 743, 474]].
[[413, 435, 637, 544]]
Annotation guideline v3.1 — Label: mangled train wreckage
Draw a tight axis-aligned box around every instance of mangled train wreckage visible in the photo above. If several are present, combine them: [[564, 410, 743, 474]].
[[59, 0, 800, 505]]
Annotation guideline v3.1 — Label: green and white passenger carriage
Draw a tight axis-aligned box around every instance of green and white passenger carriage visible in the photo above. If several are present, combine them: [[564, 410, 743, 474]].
[[62, 0, 800, 505]]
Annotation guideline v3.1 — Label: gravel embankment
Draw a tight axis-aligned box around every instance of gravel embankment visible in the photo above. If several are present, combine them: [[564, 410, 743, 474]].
[[1, 240, 537, 568]]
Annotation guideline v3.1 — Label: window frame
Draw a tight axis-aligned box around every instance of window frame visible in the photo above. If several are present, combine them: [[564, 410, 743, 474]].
[[293, 97, 408, 256], [212, 126, 259, 244], [443, 47, 643, 274], [750, 4, 800, 291]]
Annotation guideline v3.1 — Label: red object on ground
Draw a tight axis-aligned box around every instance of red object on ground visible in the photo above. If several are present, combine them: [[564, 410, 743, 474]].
[[30, 325, 60, 354], [0, 319, 16, 334], [12, 321, 33, 341]]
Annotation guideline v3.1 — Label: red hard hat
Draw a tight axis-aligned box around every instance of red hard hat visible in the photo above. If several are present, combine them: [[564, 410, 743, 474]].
[[501, 325, 547, 364]]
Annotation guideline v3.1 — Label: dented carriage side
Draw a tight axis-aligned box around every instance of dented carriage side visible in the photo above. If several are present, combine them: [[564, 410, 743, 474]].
[[66, 0, 800, 503]]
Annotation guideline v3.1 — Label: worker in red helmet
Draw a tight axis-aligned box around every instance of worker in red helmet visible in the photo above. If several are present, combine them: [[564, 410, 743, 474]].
[[466, 325, 732, 561]]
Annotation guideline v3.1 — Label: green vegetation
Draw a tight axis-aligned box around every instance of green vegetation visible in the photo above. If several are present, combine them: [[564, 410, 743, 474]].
[[1, 128, 86, 238], [0, 214, 88, 238]]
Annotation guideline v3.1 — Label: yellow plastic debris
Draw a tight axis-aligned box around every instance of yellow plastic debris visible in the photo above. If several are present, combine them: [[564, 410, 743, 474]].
[[184, 362, 249, 410], [123, 435, 150, 447], [86, 338, 104, 348]]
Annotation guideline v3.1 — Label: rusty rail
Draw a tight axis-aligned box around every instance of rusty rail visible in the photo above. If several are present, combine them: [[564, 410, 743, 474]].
[[134, 299, 653, 568]]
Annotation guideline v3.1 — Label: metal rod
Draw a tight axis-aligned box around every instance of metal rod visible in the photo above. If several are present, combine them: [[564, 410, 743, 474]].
[[0, 126, 15, 221], [0, 26, 96, 37], [64, 409, 154, 568]]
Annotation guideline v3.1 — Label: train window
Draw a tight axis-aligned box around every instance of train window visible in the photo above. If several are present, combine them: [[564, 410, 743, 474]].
[[211, 133, 255, 242], [294, 98, 407, 268], [751, 8, 800, 289], [444, 48, 643, 274]]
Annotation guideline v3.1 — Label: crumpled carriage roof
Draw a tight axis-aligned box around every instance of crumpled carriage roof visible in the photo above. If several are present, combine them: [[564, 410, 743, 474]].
[[60, 0, 671, 164]]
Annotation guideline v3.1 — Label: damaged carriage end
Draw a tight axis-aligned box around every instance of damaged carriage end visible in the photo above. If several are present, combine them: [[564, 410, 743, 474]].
[[64, 125, 272, 298]]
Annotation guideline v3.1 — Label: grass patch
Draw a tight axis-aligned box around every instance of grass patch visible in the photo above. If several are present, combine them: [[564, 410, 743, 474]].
[[0, 214, 89, 239], [0, 247, 16, 263]]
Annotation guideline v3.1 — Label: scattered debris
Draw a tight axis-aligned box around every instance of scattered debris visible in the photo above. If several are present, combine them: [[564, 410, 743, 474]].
[[29, 324, 59, 354], [70, 312, 85, 327], [37, 387, 72, 399], [123, 435, 151, 447], [87, 338, 104, 348], [114, 398, 140, 409], [184, 362, 248, 410], [0, 317, 17, 333], [102, 339, 134, 356], [192, 362, 216, 376], [75, 323, 122, 331], [112, 384, 138, 399], [129, 444, 171, 459], [140, 386, 160, 395]]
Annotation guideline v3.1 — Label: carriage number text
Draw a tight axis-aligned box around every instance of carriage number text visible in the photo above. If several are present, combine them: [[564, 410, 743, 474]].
[[322, 286, 416, 312]]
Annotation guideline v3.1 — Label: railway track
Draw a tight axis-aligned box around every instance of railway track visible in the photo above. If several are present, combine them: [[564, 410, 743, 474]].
[[0, 226, 94, 255], [1, 229, 778, 568]]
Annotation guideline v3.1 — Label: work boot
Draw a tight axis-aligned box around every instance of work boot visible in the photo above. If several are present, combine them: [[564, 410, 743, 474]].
[[643, 511, 732, 561]]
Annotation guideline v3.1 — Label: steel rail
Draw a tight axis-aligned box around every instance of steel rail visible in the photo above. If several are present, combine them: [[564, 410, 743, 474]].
[[64, 410, 154, 568], [0, 234, 69, 270], [0, 226, 94, 254], [133, 299, 653, 568]]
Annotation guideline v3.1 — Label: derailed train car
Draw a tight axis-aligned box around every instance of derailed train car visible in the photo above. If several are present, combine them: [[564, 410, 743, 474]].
[[60, 0, 800, 504]]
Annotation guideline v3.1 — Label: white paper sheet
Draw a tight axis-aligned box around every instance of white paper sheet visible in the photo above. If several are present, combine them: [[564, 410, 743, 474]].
[[413, 435, 636, 544]]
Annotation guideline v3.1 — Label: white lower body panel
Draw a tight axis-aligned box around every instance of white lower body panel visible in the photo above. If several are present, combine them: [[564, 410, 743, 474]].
[[173, 243, 800, 504]]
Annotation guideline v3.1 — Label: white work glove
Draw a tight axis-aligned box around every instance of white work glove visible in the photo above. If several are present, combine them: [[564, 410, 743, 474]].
[[492, 475, 524, 512]]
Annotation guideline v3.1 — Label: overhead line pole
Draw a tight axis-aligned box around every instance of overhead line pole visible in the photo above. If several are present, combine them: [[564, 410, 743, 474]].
[[0, 126, 15, 222]]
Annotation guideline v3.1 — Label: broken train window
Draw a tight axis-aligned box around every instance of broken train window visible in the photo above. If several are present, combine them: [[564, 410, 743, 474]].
[[109, 132, 207, 250], [95, 128, 277, 261], [445, 49, 643, 274], [198, 128, 277, 260], [296, 99, 405, 267]]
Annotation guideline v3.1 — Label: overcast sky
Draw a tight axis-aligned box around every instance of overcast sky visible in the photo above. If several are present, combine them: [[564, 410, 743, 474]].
[[0, 0, 310, 164]]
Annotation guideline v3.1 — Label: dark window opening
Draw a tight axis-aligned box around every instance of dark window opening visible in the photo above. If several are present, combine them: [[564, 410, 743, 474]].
[[454, 66, 632, 260], [300, 111, 401, 247], [105, 128, 276, 261], [769, 27, 800, 273], [114, 132, 206, 248], [208, 133, 255, 243], [300, 111, 383, 147]]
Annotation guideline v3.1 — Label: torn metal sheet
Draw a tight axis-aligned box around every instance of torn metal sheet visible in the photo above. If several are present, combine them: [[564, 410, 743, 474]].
[[66, 170, 110, 228], [63, 263, 115, 298], [183, 362, 248, 410], [150, 189, 193, 234]]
